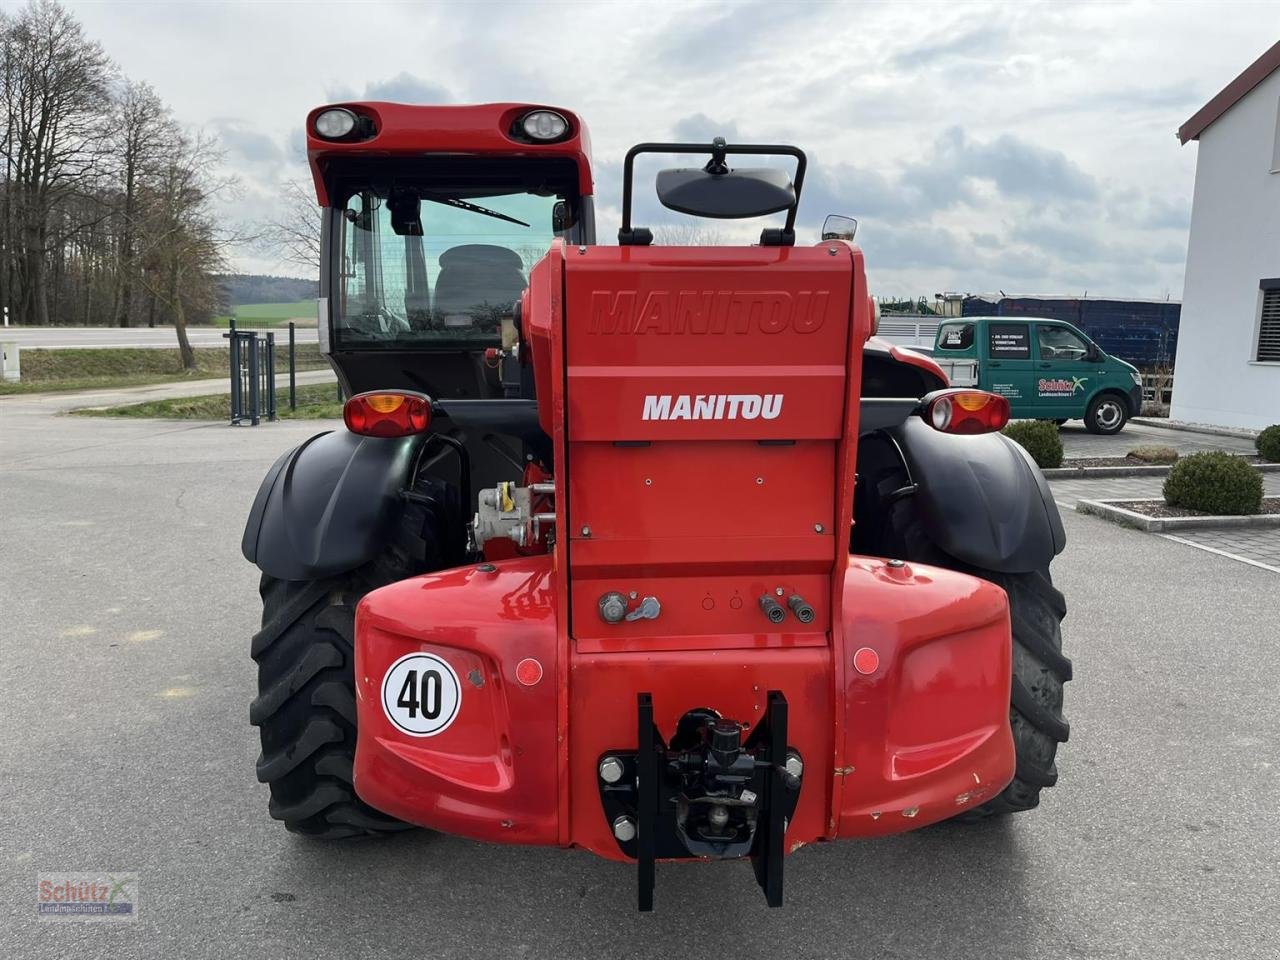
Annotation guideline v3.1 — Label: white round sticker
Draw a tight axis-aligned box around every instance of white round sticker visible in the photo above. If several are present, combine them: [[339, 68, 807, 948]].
[[380, 653, 462, 737]]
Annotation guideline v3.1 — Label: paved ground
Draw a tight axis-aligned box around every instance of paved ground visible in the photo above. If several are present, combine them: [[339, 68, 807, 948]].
[[1048, 473, 1280, 507], [1056, 421, 1257, 458], [2, 411, 1278, 960], [1, 325, 318, 350], [1047, 473, 1280, 572], [1163, 527, 1280, 571]]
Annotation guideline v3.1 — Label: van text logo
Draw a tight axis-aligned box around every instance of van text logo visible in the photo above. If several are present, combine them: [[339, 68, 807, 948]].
[[642, 394, 783, 421], [590, 290, 828, 335]]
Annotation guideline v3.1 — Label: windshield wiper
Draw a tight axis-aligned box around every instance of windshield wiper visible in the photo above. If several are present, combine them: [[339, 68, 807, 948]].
[[422, 196, 530, 228]]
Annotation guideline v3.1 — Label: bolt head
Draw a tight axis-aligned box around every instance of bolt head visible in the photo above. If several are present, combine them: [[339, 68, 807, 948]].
[[784, 753, 804, 779], [581, 525, 591, 537], [887, 558, 905, 568], [814, 523, 824, 533], [599, 756, 624, 783], [612, 815, 636, 841], [708, 804, 730, 828]]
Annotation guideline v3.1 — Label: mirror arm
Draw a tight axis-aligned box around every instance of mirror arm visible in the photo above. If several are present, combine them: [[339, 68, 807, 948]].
[[618, 140, 808, 241]]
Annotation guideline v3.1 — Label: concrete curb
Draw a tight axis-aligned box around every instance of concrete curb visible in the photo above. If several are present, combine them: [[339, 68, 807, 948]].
[[1045, 462, 1280, 480], [1076, 498, 1280, 532], [1130, 417, 1261, 440]]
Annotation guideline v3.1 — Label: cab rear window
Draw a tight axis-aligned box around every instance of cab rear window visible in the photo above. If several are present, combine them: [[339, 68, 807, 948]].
[[937, 322, 974, 350]]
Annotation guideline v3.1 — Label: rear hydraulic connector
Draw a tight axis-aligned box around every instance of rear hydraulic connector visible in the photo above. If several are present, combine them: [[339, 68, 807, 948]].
[[787, 595, 815, 624], [759, 595, 786, 624]]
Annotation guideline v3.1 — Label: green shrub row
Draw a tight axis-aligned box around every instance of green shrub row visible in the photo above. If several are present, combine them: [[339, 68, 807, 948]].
[[1001, 420, 1063, 469], [1257, 424, 1280, 463], [1163, 451, 1263, 515]]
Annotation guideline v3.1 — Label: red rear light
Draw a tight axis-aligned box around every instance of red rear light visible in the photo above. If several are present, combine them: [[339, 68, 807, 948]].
[[920, 389, 1010, 435], [343, 391, 432, 437]]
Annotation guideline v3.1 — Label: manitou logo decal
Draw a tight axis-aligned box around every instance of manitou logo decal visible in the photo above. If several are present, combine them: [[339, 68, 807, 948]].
[[590, 290, 828, 335], [642, 394, 784, 421]]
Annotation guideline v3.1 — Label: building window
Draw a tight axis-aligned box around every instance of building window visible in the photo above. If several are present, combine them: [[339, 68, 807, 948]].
[[1258, 280, 1280, 362], [1274, 96, 1280, 173]]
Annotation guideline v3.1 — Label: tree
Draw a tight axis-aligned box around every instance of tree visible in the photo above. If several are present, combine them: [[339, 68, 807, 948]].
[[110, 79, 169, 326], [262, 177, 321, 274], [135, 129, 232, 368], [651, 224, 729, 246], [0, 0, 114, 325]]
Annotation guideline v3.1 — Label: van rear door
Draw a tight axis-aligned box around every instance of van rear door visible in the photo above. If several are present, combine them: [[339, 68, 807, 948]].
[[932, 320, 979, 386]]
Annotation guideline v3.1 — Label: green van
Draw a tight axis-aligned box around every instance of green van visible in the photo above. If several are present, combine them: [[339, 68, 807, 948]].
[[931, 316, 1143, 434]]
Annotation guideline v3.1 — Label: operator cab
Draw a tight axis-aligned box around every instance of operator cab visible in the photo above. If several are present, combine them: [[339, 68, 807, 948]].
[[308, 104, 596, 399]]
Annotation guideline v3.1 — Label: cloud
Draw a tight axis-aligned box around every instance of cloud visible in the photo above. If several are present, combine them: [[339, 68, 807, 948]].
[[211, 120, 283, 164], [364, 72, 454, 104], [671, 113, 741, 143], [65, 0, 1274, 296]]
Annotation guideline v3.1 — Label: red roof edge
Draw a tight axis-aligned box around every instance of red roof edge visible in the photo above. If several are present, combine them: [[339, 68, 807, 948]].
[[1178, 40, 1280, 144]]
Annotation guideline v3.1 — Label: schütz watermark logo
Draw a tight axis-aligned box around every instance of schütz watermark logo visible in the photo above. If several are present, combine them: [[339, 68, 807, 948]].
[[37, 872, 137, 920]]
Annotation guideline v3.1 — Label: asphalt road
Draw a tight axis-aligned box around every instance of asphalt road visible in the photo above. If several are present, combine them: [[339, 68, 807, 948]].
[[1, 411, 1277, 960], [0, 324, 318, 349]]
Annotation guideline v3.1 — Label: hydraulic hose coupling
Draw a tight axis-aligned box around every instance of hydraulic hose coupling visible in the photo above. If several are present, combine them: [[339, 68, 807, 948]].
[[787, 595, 815, 625], [759, 594, 786, 625]]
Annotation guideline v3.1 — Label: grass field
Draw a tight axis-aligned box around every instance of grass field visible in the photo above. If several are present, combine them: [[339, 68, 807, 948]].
[[0, 344, 329, 395], [210, 300, 317, 328], [70, 381, 344, 420]]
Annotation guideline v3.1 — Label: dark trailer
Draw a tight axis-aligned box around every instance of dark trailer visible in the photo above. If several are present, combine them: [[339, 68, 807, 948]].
[[962, 295, 1180, 370]]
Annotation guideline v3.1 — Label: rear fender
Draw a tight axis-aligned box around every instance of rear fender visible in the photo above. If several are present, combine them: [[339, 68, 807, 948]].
[[242, 430, 422, 581], [888, 416, 1066, 573]]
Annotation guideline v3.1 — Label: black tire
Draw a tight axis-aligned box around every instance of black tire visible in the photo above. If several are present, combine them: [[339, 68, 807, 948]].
[[853, 445, 1071, 818], [250, 474, 460, 838], [1085, 393, 1128, 435]]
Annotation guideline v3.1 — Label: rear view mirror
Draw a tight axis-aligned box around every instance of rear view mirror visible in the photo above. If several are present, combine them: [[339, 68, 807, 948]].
[[822, 214, 858, 241], [387, 190, 423, 236], [656, 165, 796, 219]]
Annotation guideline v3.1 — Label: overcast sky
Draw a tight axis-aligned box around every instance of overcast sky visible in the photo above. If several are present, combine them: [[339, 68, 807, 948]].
[[48, 0, 1280, 299]]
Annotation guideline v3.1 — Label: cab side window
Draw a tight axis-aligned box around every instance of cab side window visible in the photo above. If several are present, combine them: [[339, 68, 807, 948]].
[[1038, 325, 1090, 361], [937, 322, 974, 350], [988, 322, 1030, 360]]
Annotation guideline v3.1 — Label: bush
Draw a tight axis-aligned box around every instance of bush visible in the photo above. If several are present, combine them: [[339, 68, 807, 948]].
[[1257, 424, 1280, 463], [1002, 420, 1064, 469], [1162, 451, 1263, 515], [1128, 445, 1179, 464]]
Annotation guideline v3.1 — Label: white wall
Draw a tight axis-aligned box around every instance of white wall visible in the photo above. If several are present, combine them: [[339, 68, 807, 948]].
[[1171, 67, 1280, 430]]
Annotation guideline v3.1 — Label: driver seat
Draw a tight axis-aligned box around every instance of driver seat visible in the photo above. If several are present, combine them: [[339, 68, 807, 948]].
[[434, 245, 526, 330]]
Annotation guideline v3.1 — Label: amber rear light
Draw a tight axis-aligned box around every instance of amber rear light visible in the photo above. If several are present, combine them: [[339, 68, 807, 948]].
[[920, 389, 1010, 435], [343, 391, 432, 437]]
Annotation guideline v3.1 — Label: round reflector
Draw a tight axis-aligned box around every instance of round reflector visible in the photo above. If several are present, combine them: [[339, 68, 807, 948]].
[[314, 108, 357, 139], [515, 658, 543, 686], [853, 647, 880, 676]]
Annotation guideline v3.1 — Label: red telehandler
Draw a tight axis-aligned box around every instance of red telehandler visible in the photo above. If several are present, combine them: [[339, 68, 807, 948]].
[[242, 102, 1070, 910]]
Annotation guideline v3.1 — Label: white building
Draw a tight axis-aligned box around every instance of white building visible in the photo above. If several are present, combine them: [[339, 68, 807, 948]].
[[1172, 41, 1280, 431]]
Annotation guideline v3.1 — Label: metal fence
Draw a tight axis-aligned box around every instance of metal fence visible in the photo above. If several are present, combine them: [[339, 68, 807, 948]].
[[226, 323, 277, 425]]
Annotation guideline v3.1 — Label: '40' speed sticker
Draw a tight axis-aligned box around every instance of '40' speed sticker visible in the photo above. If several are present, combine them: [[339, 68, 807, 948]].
[[381, 653, 461, 737]]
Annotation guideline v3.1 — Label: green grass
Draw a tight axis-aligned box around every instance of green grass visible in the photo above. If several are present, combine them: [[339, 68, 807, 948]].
[[70, 381, 344, 420], [0, 344, 328, 395], [210, 300, 317, 328]]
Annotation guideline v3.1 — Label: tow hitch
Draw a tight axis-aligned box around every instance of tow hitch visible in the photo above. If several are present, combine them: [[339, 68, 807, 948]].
[[597, 692, 799, 910]]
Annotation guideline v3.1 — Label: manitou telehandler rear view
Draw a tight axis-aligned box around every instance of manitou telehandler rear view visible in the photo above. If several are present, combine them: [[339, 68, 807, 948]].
[[242, 102, 1071, 910]]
